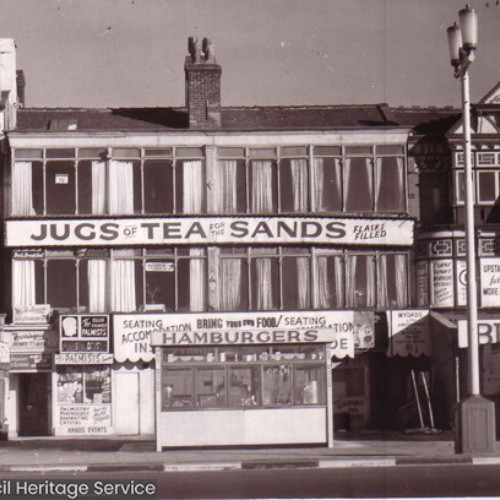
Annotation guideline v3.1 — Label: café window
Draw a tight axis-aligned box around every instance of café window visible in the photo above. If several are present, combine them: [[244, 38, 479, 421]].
[[216, 247, 409, 312], [145, 247, 207, 312], [12, 247, 207, 314], [56, 366, 111, 404], [161, 345, 326, 411]]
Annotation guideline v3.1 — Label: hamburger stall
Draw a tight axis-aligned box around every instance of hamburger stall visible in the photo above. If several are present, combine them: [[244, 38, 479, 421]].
[[148, 310, 371, 449]]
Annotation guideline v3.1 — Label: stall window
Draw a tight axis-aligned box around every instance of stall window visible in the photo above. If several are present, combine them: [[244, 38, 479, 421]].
[[195, 367, 226, 408], [294, 365, 326, 405], [57, 366, 111, 404], [228, 366, 260, 407], [262, 364, 293, 406], [162, 367, 193, 409], [161, 345, 326, 411]]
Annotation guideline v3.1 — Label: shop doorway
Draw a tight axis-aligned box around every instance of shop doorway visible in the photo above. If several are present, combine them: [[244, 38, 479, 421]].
[[18, 373, 50, 436], [115, 372, 140, 435]]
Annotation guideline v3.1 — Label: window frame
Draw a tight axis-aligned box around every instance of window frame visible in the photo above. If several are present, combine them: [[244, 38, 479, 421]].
[[161, 344, 327, 411]]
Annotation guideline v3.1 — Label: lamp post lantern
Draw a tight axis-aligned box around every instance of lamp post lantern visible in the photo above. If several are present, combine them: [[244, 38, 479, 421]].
[[447, 5, 496, 454]]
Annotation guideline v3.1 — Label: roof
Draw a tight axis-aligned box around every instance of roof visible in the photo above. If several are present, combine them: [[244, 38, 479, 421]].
[[13, 104, 460, 135], [389, 107, 460, 136]]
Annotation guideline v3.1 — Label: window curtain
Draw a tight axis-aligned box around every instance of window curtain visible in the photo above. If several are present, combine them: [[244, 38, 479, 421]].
[[220, 258, 242, 310], [182, 162, 205, 311], [189, 248, 206, 311], [88, 259, 108, 312], [313, 158, 341, 211], [216, 160, 237, 213], [346, 255, 357, 307], [255, 258, 273, 310], [13, 260, 36, 306], [377, 255, 389, 307], [346, 255, 375, 307], [251, 160, 274, 213], [12, 162, 35, 216], [316, 256, 330, 308], [316, 255, 343, 308], [183, 160, 203, 213], [375, 157, 404, 211], [91, 161, 107, 214], [365, 256, 375, 307], [110, 258, 136, 312], [296, 257, 311, 309], [290, 159, 308, 212], [108, 160, 134, 215], [395, 254, 408, 306]]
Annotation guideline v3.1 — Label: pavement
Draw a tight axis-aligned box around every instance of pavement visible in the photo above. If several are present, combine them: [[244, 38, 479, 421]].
[[1, 430, 500, 473]]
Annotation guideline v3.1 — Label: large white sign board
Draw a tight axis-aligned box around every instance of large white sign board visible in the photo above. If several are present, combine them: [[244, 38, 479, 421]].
[[114, 310, 375, 361], [5, 217, 414, 247]]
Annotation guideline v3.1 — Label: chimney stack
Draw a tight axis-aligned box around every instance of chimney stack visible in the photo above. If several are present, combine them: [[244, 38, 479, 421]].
[[0, 39, 18, 130], [16, 70, 25, 108], [185, 36, 221, 129]]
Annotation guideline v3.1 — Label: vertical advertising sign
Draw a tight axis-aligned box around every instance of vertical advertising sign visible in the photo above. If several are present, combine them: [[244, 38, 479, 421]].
[[456, 259, 467, 307], [430, 259, 455, 307], [480, 258, 500, 308], [416, 261, 429, 307]]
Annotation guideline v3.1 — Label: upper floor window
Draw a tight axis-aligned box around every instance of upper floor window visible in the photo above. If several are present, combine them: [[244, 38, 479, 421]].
[[11, 147, 206, 216], [313, 145, 405, 214], [215, 144, 406, 216], [11, 144, 405, 217]]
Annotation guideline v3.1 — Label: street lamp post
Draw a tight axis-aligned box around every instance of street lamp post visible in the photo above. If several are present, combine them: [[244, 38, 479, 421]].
[[447, 5, 496, 455]]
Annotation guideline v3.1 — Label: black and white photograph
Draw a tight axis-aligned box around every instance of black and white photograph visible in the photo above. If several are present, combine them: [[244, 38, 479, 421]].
[[0, 0, 499, 498]]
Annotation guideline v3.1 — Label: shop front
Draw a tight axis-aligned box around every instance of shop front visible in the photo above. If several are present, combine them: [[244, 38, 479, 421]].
[[5, 315, 56, 437], [52, 314, 113, 436], [143, 310, 371, 449]]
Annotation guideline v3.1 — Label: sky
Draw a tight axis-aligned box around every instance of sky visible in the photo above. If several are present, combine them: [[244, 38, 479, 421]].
[[1, 0, 500, 109]]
